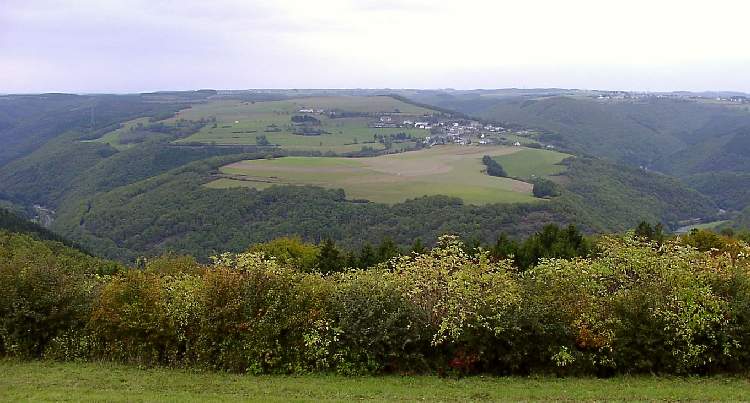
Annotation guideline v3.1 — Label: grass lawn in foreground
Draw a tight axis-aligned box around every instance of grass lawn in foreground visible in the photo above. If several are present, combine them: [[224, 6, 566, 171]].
[[1, 360, 749, 402], [206, 145, 538, 205]]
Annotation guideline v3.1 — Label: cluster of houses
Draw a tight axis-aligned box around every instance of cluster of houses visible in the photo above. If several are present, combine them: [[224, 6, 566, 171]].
[[723, 96, 749, 103], [369, 114, 553, 149], [295, 106, 559, 150], [593, 92, 750, 104], [298, 108, 325, 114]]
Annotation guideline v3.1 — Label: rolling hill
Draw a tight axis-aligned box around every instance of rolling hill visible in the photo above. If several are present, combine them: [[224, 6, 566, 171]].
[[0, 90, 734, 261]]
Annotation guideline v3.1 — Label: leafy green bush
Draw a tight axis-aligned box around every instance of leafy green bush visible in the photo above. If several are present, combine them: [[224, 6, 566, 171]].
[[387, 235, 520, 373], [328, 271, 431, 374], [523, 235, 742, 374], [0, 232, 100, 358], [3, 230, 750, 376], [196, 252, 332, 373]]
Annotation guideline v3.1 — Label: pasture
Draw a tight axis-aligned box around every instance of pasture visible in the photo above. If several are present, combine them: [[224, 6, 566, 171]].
[[206, 145, 538, 205], [492, 148, 571, 180], [84, 117, 152, 150], [2, 361, 748, 402], [172, 96, 435, 152]]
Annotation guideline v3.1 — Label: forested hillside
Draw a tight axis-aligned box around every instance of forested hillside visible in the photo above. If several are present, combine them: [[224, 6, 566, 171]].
[[0, 94, 191, 167], [44, 151, 715, 262], [475, 97, 750, 168], [402, 90, 750, 228], [405, 91, 750, 172], [684, 172, 750, 211], [0, 91, 740, 262], [0, 208, 70, 245]]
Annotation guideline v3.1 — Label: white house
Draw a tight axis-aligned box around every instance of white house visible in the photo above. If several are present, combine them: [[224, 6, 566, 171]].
[[513, 141, 521, 146]]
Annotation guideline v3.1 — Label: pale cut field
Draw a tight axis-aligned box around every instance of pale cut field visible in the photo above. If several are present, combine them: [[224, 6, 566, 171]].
[[207, 145, 538, 205]]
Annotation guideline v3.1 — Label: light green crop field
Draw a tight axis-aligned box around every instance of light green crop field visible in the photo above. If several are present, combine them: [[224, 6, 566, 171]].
[[172, 96, 434, 152], [82, 117, 152, 150], [207, 145, 537, 205], [492, 148, 571, 179], [2, 361, 749, 402]]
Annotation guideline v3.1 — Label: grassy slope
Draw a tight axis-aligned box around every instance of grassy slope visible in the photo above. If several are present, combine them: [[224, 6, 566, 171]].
[[492, 148, 571, 180], [84, 116, 152, 150], [207, 146, 537, 205], [1, 361, 748, 401], [173, 96, 432, 152]]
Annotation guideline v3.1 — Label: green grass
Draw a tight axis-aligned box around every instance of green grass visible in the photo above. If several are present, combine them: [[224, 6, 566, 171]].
[[492, 148, 571, 180], [206, 145, 538, 205], [172, 96, 434, 152], [82, 117, 152, 150], [2, 361, 749, 402], [675, 220, 732, 234]]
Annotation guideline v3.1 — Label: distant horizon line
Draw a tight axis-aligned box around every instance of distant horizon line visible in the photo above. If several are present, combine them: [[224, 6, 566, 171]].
[[1, 87, 749, 96]]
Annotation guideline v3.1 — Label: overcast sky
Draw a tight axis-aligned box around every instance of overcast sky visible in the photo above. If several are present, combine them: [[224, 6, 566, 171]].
[[2, 0, 749, 93]]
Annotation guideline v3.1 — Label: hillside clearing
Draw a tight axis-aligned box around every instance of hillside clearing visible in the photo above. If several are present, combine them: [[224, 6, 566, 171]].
[[207, 145, 537, 205], [493, 148, 571, 180], [82, 117, 152, 150], [1, 361, 748, 402]]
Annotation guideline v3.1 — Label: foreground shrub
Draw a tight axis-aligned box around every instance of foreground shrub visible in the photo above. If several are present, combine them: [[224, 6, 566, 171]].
[[522, 235, 745, 374], [0, 232, 99, 358], [328, 271, 431, 374], [3, 231, 750, 376], [387, 235, 521, 373], [196, 253, 332, 373]]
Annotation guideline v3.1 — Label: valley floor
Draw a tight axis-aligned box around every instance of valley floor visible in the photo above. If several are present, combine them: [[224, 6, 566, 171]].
[[1, 360, 749, 402]]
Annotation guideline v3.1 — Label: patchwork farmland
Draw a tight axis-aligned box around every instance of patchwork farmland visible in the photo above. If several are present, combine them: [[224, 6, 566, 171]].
[[172, 96, 435, 152]]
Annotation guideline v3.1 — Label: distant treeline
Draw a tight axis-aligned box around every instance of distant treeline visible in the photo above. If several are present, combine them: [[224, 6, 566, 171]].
[[250, 223, 592, 273]]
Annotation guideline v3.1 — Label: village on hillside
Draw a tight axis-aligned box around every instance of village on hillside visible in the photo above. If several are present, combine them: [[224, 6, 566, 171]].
[[294, 106, 556, 150]]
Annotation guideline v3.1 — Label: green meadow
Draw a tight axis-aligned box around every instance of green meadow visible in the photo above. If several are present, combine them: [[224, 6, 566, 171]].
[[207, 145, 538, 205], [83, 117, 152, 150], [2, 361, 748, 402], [173, 96, 433, 152], [493, 148, 571, 179]]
